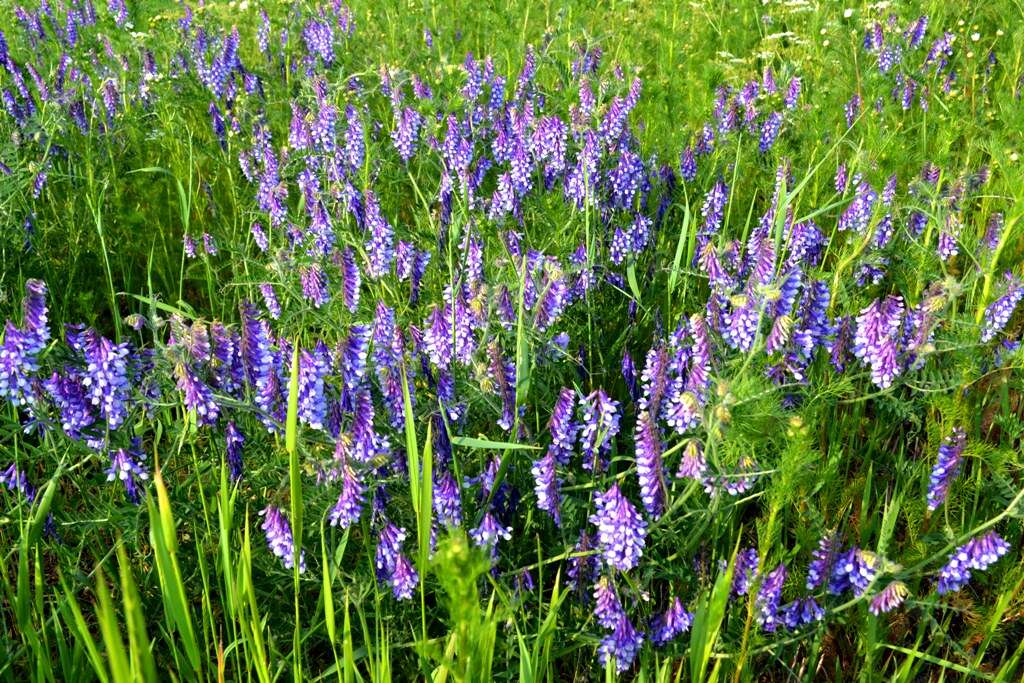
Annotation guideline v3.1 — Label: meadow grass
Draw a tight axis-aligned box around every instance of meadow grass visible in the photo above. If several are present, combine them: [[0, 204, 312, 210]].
[[1, 0, 1023, 681]]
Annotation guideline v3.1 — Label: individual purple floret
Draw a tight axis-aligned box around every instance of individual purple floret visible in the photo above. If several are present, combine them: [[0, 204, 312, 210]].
[[650, 596, 693, 645], [107, 447, 148, 504], [926, 427, 966, 511], [936, 532, 1010, 594], [981, 274, 1023, 343], [869, 581, 909, 615], [589, 483, 647, 572], [261, 505, 306, 573], [755, 563, 787, 632]]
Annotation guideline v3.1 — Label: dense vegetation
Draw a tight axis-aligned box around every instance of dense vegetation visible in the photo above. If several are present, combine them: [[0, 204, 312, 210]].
[[1, 0, 1023, 680]]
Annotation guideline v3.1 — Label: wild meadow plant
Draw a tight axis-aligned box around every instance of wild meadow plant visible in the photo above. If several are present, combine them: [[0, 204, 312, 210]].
[[1, 0, 1023, 680]]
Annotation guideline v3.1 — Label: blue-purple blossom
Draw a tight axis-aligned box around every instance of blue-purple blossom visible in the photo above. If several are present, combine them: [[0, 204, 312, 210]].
[[869, 581, 909, 615], [981, 274, 1023, 343], [755, 563, 787, 632], [927, 428, 966, 511], [593, 576, 625, 628], [82, 329, 132, 429], [531, 448, 561, 525], [635, 410, 666, 518], [434, 469, 463, 527], [780, 598, 824, 629], [329, 445, 365, 529], [579, 389, 620, 472], [597, 614, 644, 673], [225, 420, 244, 481], [936, 532, 1010, 594], [107, 447, 149, 504], [828, 548, 877, 596], [732, 548, 760, 597], [300, 264, 329, 308], [649, 597, 693, 646], [853, 296, 904, 389], [589, 483, 647, 572]]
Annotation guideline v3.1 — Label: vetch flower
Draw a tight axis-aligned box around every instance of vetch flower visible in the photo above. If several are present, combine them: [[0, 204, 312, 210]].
[[756, 563, 787, 632], [261, 505, 305, 573], [225, 420, 244, 482], [107, 447, 149, 504], [650, 596, 693, 645], [597, 614, 644, 673], [853, 296, 904, 389], [635, 410, 666, 518], [869, 581, 909, 615], [926, 428, 965, 511], [531, 448, 561, 526], [981, 274, 1023, 343], [589, 483, 647, 572], [780, 598, 824, 629], [936, 532, 1010, 594]]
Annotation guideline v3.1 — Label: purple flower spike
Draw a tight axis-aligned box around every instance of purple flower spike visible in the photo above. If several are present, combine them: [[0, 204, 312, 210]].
[[869, 581, 909, 615], [579, 389, 620, 472], [589, 483, 647, 572], [593, 576, 625, 628], [828, 548, 877, 596], [82, 329, 132, 429], [927, 428, 966, 511], [650, 597, 693, 645], [936, 532, 1010, 594], [531, 448, 561, 526], [732, 548, 760, 597], [635, 411, 666, 518], [597, 614, 644, 673], [780, 598, 823, 629], [548, 388, 577, 462], [225, 420, 244, 482], [390, 553, 418, 600], [755, 563, 787, 632], [853, 296, 904, 389], [329, 454, 365, 530], [261, 506, 305, 573], [676, 440, 707, 480], [981, 274, 1023, 343], [107, 447, 149, 504]]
